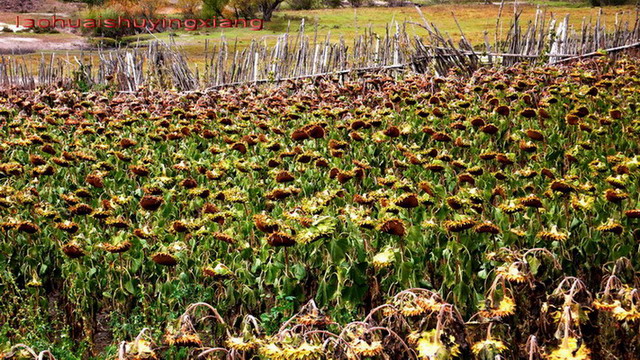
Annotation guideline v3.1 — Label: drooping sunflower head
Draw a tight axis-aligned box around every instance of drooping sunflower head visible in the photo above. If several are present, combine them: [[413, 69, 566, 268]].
[[371, 247, 397, 270], [537, 226, 569, 242], [471, 338, 507, 357], [547, 337, 590, 360], [226, 336, 260, 352], [479, 295, 516, 318], [412, 329, 461, 360], [349, 339, 384, 358]]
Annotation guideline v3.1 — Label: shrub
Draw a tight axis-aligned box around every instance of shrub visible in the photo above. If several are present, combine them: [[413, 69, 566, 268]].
[[589, 0, 630, 5], [80, 6, 136, 39], [287, 0, 316, 10], [88, 36, 119, 48], [323, 0, 342, 8]]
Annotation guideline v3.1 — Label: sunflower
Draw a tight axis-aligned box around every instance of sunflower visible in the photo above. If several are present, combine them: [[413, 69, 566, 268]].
[[547, 337, 590, 360], [202, 263, 233, 279], [55, 221, 79, 234], [571, 195, 595, 211], [443, 218, 476, 233], [377, 218, 407, 237], [550, 180, 575, 194], [499, 200, 525, 214], [151, 252, 178, 266], [519, 195, 543, 208], [296, 309, 332, 327], [624, 209, 640, 219], [372, 247, 396, 270], [604, 189, 628, 203], [167, 331, 202, 347], [411, 329, 461, 360], [139, 195, 164, 211], [69, 203, 93, 215], [267, 232, 296, 247], [226, 336, 260, 352], [471, 338, 507, 357], [592, 299, 620, 312], [124, 339, 157, 360], [103, 240, 132, 254], [416, 296, 445, 313], [395, 193, 419, 208], [254, 213, 279, 233], [348, 339, 384, 358], [61, 241, 86, 258], [85, 172, 105, 188], [474, 222, 500, 234], [496, 263, 527, 283], [537, 226, 569, 242], [612, 306, 640, 322], [596, 220, 624, 235], [480, 296, 516, 318]]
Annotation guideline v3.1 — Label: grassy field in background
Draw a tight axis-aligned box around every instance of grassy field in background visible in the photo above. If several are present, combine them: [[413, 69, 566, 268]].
[[1, 3, 637, 69]]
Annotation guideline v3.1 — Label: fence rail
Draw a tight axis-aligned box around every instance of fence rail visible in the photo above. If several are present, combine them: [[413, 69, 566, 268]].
[[1, 3, 639, 91]]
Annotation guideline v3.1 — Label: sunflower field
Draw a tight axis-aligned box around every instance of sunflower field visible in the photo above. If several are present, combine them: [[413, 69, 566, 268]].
[[0, 57, 639, 360]]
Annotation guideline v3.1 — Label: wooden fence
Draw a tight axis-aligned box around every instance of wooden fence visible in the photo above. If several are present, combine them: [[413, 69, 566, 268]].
[[1, 4, 639, 91]]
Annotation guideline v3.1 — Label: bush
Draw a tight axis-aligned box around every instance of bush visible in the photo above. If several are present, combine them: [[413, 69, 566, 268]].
[[323, 0, 342, 8], [88, 37, 119, 48], [80, 6, 136, 39], [287, 0, 316, 10], [589, 0, 630, 5]]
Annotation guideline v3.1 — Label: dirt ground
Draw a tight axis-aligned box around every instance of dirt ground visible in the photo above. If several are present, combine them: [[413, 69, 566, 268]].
[[0, 0, 87, 53], [0, 0, 83, 13]]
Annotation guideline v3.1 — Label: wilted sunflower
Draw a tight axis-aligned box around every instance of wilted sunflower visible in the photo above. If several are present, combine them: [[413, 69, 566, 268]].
[[202, 263, 233, 279], [496, 263, 527, 283], [624, 209, 640, 218], [296, 308, 332, 327], [604, 189, 628, 203], [409, 329, 461, 360], [480, 296, 516, 318], [474, 222, 500, 234], [443, 218, 476, 233], [267, 231, 296, 247], [348, 339, 384, 358], [537, 226, 569, 242], [571, 194, 595, 211], [372, 247, 397, 270], [69, 203, 93, 215], [166, 330, 202, 347], [499, 200, 525, 214], [139, 195, 163, 211], [547, 337, 590, 360], [592, 298, 621, 312], [124, 338, 157, 360], [151, 252, 178, 266], [61, 241, 86, 258], [17, 221, 40, 234], [377, 218, 406, 237], [55, 221, 79, 234], [103, 240, 132, 254], [226, 336, 260, 352], [254, 213, 279, 233], [471, 338, 507, 357], [596, 220, 624, 235]]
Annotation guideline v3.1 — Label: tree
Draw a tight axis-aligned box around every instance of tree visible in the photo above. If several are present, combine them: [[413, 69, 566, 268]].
[[202, 0, 229, 17], [177, 0, 201, 16], [256, 0, 284, 21], [138, 0, 164, 19]]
